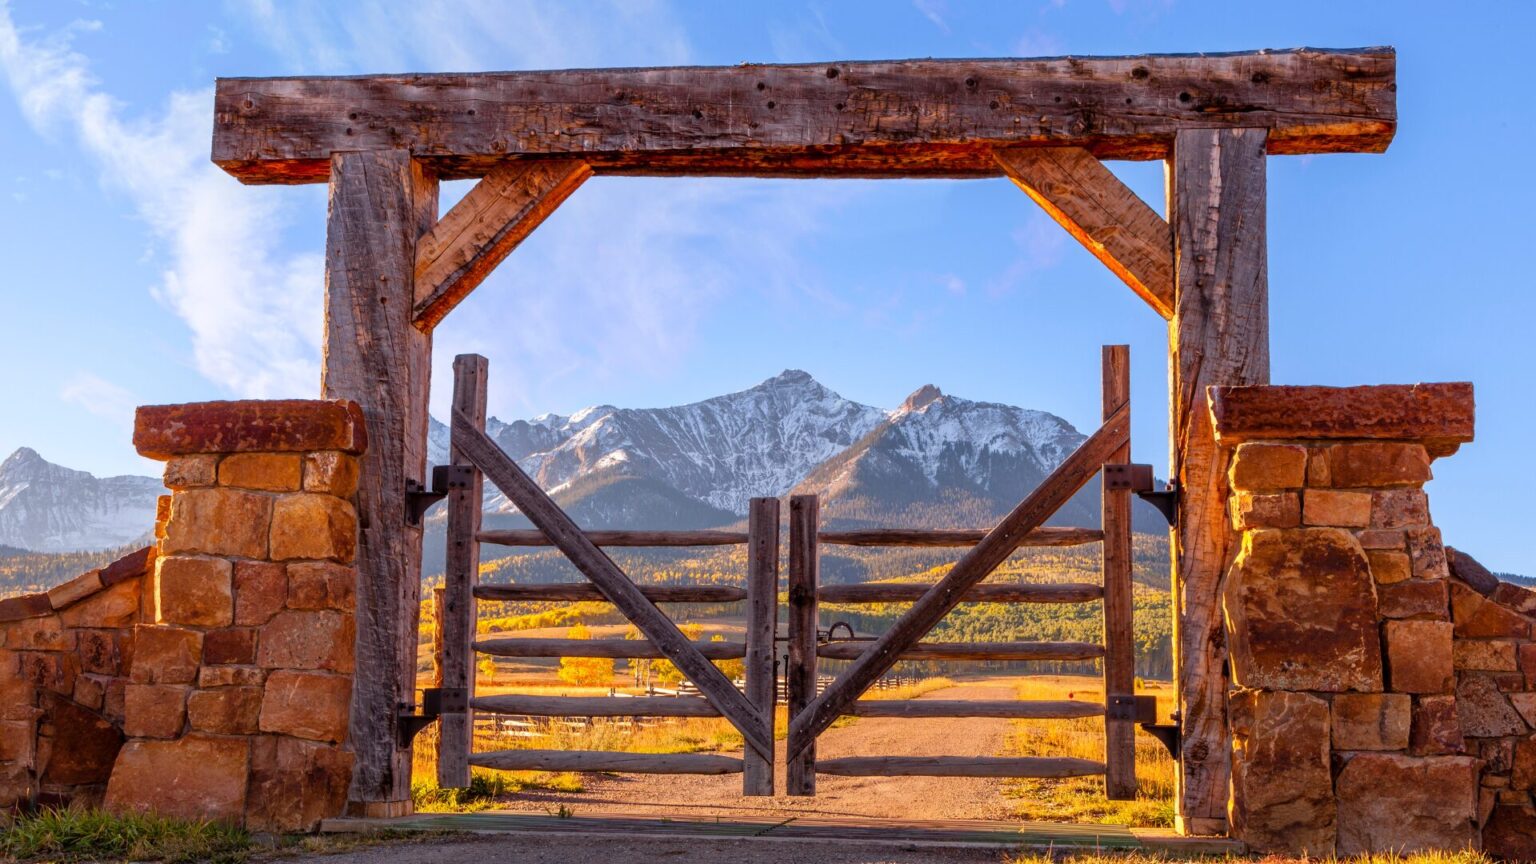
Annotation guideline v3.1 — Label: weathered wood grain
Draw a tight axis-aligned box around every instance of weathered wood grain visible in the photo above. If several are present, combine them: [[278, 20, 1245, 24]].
[[743, 497, 779, 796], [817, 582, 1102, 604], [213, 49, 1397, 184], [786, 494, 819, 797], [1169, 127, 1270, 834], [817, 527, 1102, 547], [320, 149, 437, 810], [848, 700, 1104, 719], [788, 404, 1130, 758], [478, 529, 749, 547], [815, 756, 1106, 778], [469, 750, 743, 775], [472, 695, 720, 717], [438, 354, 487, 789], [473, 637, 746, 659], [1100, 344, 1136, 801], [996, 149, 1173, 318], [450, 411, 772, 762], [815, 641, 1105, 661], [473, 584, 747, 603], [413, 160, 591, 329]]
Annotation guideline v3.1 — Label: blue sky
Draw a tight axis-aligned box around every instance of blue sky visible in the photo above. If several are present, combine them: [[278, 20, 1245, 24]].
[[2, 1, 1533, 573]]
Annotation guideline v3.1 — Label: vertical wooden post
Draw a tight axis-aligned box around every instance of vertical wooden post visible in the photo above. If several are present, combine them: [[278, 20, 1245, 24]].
[[439, 354, 487, 789], [431, 587, 446, 688], [1101, 344, 1136, 800], [1168, 128, 1269, 835], [785, 494, 819, 796], [322, 149, 439, 815], [743, 496, 780, 796]]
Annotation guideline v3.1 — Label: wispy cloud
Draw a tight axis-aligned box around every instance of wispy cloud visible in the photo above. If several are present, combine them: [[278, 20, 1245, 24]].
[[0, 3, 324, 397], [913, 0, 951, 34], [60, 372, 138, 429]]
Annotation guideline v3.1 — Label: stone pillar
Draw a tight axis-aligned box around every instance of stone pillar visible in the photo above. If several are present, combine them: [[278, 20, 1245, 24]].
[[106, 399, 366, 831], [1209, 382, 1479, 855]]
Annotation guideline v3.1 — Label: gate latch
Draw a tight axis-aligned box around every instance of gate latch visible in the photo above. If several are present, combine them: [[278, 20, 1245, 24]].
[[397, 687, 468, 747], [1102, 463, 1178, 527], [405, 465, 475, 527]]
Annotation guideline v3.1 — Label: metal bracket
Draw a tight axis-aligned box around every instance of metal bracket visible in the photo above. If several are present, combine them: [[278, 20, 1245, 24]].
[[405, 464, 474, 527], [1103, 463, 1178, 527], [397, 687, 469, 747], [1141, 723, 1181, 759], [1106, 694, 1159, 724]]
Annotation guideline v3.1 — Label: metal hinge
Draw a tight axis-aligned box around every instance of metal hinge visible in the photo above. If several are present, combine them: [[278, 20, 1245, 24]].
[[404, 464, 475, 527], [1102, 463, 1178, 527], [1106, 693, 1159, 723], [397, 687, 469, 747]]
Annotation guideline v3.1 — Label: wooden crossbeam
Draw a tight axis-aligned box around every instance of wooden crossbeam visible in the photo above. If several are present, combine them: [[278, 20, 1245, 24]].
[[450, 410, 773, 762], [213, 49, 1396, 184], [413, 160, 590, 329], [995, 148, 1173, 318], [786, 402, 1130, 759]]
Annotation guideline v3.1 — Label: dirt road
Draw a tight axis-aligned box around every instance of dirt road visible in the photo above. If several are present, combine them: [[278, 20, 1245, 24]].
[[492, 680, 1019, 822]]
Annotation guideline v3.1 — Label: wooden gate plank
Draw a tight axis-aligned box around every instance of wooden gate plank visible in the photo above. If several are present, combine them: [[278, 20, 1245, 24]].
[[786, 494, 820, 796], [450, 411, 773, 763], [1169, 127, 1270, 834], [996, 148, 1173, 318], [438, 354, 487, 788], [1101, 344, 1137, 800], [743, 497, 779, 795], [787, 403, 1129, 758]]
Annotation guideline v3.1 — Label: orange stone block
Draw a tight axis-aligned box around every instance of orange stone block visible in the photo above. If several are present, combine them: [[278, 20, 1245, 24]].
[[246, 735, 353, 832], [1208, 382, 1475, 457], [1302, 489, 1372, 528], [104, 734, 249, 824], [1327, 442, 1432, 489], [259, 670, 351, 743], [258, 610, 355, 673], [163, 454, 218, 490], [186, 687, 261, 734], [286, 561, 356, 611], [198, 665, 266, 689], [1228, 443, 1307, 492], [122, 683, 188, 739], [233, 561, 286, 627], [303, 451, 359, 497], [134, 399, 367, 459], [155, 556, 233, 628], [161, 488, 271, 559], [1230, 491, 1301, 531], [1366, 551, 1412, 585], [217, 452, 302, 491], [269, 494, 357, 563], [130, 625, 203, 684], [1385, 620, 1454, 694]]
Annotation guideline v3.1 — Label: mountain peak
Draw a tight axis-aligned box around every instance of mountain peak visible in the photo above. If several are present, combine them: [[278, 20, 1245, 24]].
[[2, 448, 47, 474], [764, 369, 815, 387], [900, 384, 944, 413]]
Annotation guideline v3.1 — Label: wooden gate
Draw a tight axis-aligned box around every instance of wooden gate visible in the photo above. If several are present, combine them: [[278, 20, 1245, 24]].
[[784, 345, 1147, 799], [433, 354, 779, 794]]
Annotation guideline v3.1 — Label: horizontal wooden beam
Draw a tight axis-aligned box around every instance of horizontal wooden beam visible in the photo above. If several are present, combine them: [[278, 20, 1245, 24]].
[[995, 147, 1174, 318], [475, 584, 747, 603], [469, 750, 742, 774], [848, 699, 1103, 719], [213, 49, 1396, 184], [413, 159, 591, 330], [475, 637, 746, 659], [817, 527, 1102, 547], [478, 529, 750, 547], [817, 582, 1102, 604], [815, 756, 1105, 778], [473, 695, 720, 717], [816, 640, 1104, 661]]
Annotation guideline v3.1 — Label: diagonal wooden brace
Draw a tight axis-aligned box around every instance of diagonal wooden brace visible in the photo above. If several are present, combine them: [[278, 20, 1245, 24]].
[[450, 410, 773, 762], [786, 402, 1130, 760]]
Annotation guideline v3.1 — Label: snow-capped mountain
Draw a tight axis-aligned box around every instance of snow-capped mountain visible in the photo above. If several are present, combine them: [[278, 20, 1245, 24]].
[[429, 370, 887, 528], [794, 385, 1103, 528], [0, 448, 160, 552]]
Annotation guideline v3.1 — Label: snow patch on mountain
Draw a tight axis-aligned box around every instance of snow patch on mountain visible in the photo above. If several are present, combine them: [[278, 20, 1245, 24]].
[[0, 448, 161, 552]]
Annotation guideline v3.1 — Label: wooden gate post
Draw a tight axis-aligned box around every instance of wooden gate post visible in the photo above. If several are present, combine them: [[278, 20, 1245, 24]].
[[1168, 128, 1270, 834], [322, 149, 439, 815], [743, 497, 780, 795], [1101, 345, 1136, 800], [786, 494, 819, 795], [439, 354, 488, 788]]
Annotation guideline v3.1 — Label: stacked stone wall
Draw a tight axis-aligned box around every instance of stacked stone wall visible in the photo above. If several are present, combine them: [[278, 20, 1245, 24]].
[[1211, 382, 1536, 857], [0, 399, 367, 833]]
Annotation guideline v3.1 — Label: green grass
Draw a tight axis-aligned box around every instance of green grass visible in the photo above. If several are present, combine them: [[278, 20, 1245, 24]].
[[0, 808, 251, 863]]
